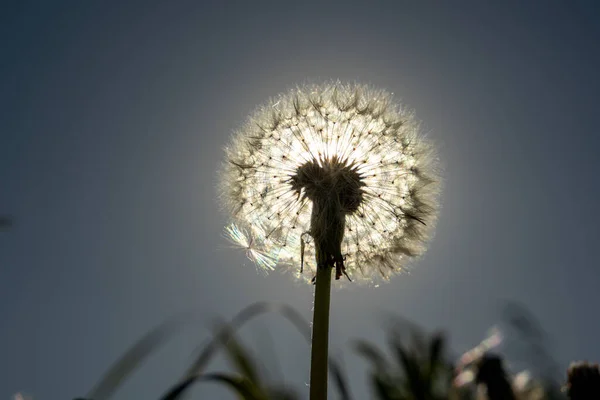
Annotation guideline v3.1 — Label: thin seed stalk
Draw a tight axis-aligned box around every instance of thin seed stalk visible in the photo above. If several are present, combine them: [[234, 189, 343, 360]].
[[308, 193, 346, 400], [309, 265, 332, 400]]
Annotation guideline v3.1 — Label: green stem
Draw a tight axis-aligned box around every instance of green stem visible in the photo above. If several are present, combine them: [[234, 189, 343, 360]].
[[309, 265, 332, 400]]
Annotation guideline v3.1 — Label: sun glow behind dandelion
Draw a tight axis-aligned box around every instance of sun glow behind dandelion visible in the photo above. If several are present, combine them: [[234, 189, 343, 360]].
[[220, 82, 440, 283]]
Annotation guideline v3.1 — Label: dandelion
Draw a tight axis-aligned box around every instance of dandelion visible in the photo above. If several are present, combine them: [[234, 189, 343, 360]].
[[219, 82, 441, 399], [220, 82, 439, 283]]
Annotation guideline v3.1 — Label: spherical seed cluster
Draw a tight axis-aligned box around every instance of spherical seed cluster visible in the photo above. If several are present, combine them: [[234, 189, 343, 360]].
[[220, 82, 440, 284]]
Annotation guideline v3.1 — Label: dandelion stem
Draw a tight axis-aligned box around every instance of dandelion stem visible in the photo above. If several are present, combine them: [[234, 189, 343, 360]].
[[310, 265, 332, 400]]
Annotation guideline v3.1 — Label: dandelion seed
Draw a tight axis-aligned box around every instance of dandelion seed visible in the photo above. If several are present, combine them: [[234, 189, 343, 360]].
[[224, 223, 278, 271], [220, 82, 440, 284]]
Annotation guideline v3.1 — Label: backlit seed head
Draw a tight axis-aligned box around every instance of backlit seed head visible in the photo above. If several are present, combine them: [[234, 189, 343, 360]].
[[219, 82, 441, 284]]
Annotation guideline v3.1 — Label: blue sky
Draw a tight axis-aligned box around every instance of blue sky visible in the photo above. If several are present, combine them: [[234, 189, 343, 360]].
[[1, 1, 600, 399]]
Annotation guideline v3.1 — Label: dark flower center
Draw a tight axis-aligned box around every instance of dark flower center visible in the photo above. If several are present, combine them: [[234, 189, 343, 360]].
[[290, 157, 365, 278], [290, 157, 365, 214]]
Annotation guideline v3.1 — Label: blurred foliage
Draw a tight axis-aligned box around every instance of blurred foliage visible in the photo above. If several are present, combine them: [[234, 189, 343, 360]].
[[71, 302, 593, 400], [161, 324, 300, 400], [355, 330, 455, 400]]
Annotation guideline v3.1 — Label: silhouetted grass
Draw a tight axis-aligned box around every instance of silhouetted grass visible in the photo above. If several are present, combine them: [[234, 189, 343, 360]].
[[71, 302, 590, 400]]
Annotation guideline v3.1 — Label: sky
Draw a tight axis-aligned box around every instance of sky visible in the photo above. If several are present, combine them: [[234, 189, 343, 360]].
[[1, 1, 600, 399]]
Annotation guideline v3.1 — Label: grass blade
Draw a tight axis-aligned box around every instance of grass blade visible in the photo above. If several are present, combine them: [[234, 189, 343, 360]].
[[86, 314, 191, 400]]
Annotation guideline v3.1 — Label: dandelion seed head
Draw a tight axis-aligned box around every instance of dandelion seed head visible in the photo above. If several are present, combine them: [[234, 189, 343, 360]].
[[220, 82, 440, 284]]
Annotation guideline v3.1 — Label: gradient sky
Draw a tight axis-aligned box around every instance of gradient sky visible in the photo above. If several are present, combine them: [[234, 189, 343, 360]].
[[1, 1, 600, 399]]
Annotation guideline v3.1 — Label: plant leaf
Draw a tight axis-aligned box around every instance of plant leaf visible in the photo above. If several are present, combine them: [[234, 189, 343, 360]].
[[86, 314, 191, 400], [161, 372, 262, 400]]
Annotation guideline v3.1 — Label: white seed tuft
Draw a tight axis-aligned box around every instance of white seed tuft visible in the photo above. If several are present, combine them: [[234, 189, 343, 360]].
[[219, 82, 441, 284]]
